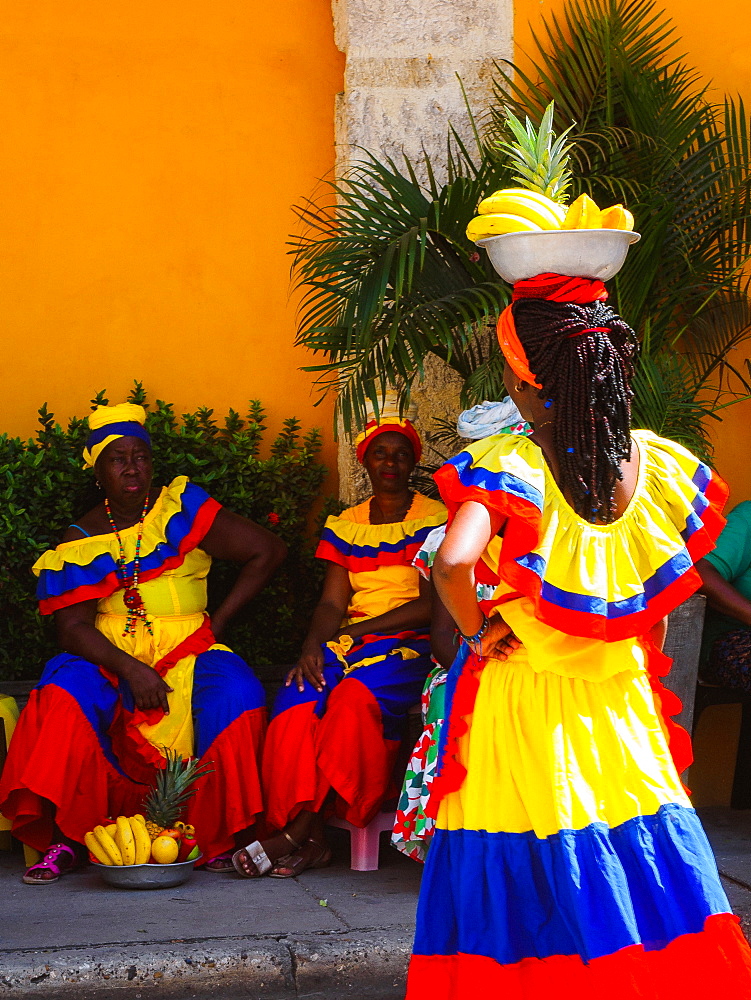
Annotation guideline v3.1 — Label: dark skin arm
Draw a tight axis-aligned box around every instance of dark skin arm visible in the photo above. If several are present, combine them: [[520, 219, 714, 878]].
[[54, 511, 286, 712], [286, 561, 432, 692], [697, 557, 751, 627], [433, 503, 521, 658], [199, 508, 287, 639], [429, 582, 520, 667], [649, 616, 668, 652], [55, 523, 176, 712], [431, 584, 459, 669], [55, 596, 175, 712]]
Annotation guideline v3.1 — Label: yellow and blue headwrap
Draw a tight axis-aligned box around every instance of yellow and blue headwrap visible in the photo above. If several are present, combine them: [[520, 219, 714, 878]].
[[83, 403, 151, 469]]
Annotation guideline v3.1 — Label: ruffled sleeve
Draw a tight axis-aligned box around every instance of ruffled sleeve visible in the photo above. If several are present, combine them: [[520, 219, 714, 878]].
[[315, 493, 447, 572], [433, 430, 728, 641], [434, 434, 546, 562], [34, 477, 221, 614], [640, 431, 728, 562]]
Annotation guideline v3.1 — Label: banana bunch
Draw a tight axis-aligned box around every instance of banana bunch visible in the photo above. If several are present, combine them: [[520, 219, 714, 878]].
[[85, 813, 152, 866], [466, 189, 634, 243], [466, 188, 565, 242]]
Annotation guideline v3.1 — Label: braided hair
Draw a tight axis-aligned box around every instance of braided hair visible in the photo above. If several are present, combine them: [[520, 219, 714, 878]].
[[512, 297, 638, 523]]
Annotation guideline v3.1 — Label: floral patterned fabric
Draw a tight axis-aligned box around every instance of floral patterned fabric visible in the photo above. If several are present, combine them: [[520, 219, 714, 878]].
[[392, 664, 447, 861]]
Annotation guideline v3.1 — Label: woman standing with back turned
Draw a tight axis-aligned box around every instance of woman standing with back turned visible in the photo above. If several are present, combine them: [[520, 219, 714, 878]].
[[405, 270, 751, 997]]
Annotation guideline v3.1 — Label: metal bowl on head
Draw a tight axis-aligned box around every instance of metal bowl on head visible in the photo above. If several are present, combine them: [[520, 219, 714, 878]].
[[476, 229, 641, 284], [92, 855, 202, 890]]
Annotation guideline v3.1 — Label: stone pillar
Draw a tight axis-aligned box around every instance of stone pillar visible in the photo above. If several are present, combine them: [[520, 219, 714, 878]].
[[331, 0, 513, 503]]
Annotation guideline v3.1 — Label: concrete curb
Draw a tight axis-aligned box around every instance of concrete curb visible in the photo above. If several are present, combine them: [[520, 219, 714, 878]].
[[0, 926, 412, 997]]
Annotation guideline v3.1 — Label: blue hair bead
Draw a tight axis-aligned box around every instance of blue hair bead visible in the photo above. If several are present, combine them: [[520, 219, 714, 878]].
[[544, 399, 553, 409], [567, 447, 575, 453]]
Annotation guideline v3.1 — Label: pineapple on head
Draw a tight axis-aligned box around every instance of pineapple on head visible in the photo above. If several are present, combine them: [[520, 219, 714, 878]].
[[143, 748, 214, 841], [467, 101, 577, 243], [467, 100, 634, 245], [494, 101, 574, 205]]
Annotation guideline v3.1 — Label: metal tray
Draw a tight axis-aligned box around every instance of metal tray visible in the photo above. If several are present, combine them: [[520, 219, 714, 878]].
[[92, 854, 202, 890]]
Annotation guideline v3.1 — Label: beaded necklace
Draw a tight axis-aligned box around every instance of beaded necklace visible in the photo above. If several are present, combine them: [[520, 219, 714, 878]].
[[104, 494, 154, 637]]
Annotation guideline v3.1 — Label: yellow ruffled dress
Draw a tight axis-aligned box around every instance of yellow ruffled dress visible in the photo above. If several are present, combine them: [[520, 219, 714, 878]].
[[407, 430, 751, 999], [0, 477, 268, 861], [262, 492, 447, 829]]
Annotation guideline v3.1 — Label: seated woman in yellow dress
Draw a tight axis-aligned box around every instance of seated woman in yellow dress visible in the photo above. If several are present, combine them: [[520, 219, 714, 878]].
[[0, 403, 286, 883], [232, 399, 447, 878]]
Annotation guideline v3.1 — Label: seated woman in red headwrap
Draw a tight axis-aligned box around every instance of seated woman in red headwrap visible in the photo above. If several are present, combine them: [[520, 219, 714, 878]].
[[232, 398, 447, 878], [0, 403, 286, 883]]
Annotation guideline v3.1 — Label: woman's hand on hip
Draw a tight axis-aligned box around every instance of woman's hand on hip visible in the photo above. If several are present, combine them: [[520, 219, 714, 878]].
[[122, 660, 174, 713], [286, 644, 326, 693], [482, 615, 521, 661]]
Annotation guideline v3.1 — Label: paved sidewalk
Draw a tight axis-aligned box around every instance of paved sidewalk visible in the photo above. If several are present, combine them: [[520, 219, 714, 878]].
[[0, 828, 419, 998], [2, 810, 751, 998]]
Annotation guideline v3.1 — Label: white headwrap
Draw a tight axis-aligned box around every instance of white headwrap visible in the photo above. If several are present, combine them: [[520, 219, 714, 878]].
[[456, 399, 528, 440]]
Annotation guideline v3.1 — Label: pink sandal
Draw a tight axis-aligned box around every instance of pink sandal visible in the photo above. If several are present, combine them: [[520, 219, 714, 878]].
[[22, 843, 78, 885], [205, 851, 235, 873]]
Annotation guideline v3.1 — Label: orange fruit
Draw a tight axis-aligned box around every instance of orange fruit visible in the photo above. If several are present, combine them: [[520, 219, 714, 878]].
[[160, 827, 183, 842], [599, 204, 635, 231], [151, 835, 180, 864]]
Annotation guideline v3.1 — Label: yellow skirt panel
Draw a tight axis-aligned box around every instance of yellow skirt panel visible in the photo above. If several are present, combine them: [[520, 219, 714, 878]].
[[95, 612, 230, 759], [439, 646, 689, 839]]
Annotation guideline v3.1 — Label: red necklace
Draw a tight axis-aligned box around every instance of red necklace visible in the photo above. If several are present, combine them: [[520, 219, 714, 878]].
[[104, 495, 154, 637]]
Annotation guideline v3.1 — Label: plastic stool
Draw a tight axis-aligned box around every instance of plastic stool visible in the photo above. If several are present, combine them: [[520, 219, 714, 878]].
[[328, 809, 395, 871]]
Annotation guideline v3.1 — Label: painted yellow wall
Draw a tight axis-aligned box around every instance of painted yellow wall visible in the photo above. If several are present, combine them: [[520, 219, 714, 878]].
[[0, 2, 343, 475], [515, 0, 751, 505]]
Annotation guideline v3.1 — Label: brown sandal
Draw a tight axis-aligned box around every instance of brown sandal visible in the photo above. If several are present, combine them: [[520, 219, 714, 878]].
[[268, 838, 332, 879]]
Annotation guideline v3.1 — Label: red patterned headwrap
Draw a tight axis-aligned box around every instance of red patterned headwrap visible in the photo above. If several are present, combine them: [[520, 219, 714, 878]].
[[355, 419, 423, 464], [497, 273, 610, 387]]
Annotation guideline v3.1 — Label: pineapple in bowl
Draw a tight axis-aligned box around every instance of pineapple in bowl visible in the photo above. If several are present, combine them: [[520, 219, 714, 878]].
[[467, 101, 640, 282], [89, 750, 212, 889], [144, 750, 209, 846]]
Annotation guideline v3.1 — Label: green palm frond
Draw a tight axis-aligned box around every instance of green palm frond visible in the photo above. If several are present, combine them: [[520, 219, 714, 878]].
[[632, 350, 716, 461], [291, 0, 751, 454], [290, 147, 511, 429]]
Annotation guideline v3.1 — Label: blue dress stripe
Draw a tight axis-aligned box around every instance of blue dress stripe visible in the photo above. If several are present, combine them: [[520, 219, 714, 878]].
[[414, 804, 730, 965]]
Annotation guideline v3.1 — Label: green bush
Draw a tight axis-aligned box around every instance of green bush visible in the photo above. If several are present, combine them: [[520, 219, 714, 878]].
[[0, 383, 334, 682]]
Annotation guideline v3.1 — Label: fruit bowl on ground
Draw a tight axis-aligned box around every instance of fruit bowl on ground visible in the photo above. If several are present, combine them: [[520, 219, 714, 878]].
[[92, 854, 202, 890], [477, 228, 641, 284]]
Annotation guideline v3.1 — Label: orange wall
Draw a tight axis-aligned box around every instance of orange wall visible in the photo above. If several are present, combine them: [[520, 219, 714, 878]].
[[0, 2, 343, 475], [515, 0, 751, 504]]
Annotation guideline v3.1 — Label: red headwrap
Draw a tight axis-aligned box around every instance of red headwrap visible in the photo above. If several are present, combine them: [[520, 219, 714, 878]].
[[497, 273, 610, 386], [355, 419, 423, 464]]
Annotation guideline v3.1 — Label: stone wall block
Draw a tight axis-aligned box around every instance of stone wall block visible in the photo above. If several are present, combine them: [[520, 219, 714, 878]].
[[331, 0, 512, 503], [335, 0, 510, 50]]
